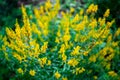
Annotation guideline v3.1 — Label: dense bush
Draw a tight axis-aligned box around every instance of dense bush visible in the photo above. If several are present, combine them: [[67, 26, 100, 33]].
[[0, 0, 120, 80]]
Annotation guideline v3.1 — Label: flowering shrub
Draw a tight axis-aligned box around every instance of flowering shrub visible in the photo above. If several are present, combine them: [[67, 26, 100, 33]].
[[0, 0, 120, 79]]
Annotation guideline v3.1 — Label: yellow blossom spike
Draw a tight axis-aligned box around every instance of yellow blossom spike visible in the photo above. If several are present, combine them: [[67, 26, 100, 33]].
[[45, 0, 52, 10], [104, 9, 110, 17], [41, 42, 48, 53], [86, 4, 98, 14], [62, 53, 67, 62], [70, 7, 75, 13]]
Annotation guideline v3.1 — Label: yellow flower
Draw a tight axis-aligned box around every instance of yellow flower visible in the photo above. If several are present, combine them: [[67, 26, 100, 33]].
[[107, 34, 112, 43], [54, 0, 60, 10], [63, 34, 71, 42], [108, 71, 117, 77], [89, 55, 96, 63], [54, 71, 61, 79], [80, 9, 84, 15], [81, 67, 85, 71], [39, 57, 47, 67], [62, 77, 68, 80], [86, 4, 94, 13], [106, 53, 114, 61], [47, 60, 51, 66], [13, 53, 22, 62], [74, 67, 80, 75], [72, 14, 79, 23], [89, 19, 97, 28], [2, 45, 6, 52], [17, 68, 23, 74], [115, 28, 120, 37], [94, 5, 98, 13], [71, 46, 80, 56], [83, 51, 89, 56], [73, 67, 85, 75], [45, 0, 52, 10], [106, 19, 115, 28], [57, 29, 61, 37], [98, 17, 106, 26], [62, 53, 67, 62], [104, 9, 110, 17], [29, 70, 36, 76], [55, 37, 60, 43], [6, 28, 16, 39], [38, 20, 44, 28], [68, 58, 79, 67], [70, 7, 75, 13], [75, 21, 85, 31], [39, 6, 44, 15], [15, 20, 21, 39], [105, 63, 111, 70], [79, 67, 85, 74], [86, 4, 98, 14], [93, 76, 98, 80], [112, 41, 118, 47], [59, 44, 66, 54], [41, 42, 48, 53]]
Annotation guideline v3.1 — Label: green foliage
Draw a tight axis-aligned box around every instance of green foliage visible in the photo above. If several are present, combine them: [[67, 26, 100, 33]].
[[0, 0, 21, 30]]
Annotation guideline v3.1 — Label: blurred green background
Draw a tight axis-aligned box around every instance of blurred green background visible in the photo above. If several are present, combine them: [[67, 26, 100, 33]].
[[0, 0, 21, 29]]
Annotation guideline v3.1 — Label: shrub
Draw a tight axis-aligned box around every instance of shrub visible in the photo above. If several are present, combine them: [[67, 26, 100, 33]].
[[0, 0, 120, 79]]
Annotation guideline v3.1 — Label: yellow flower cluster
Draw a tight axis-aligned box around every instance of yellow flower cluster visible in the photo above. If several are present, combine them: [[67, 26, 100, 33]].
[[68, 58, 79, 67], [71, 46, 80, 56], [40, 42, 48, 53], [108, 71, 117, 77], [86, 4, 98, 14], [73, 67, 85, 75], [38, 57, 47, 67]]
